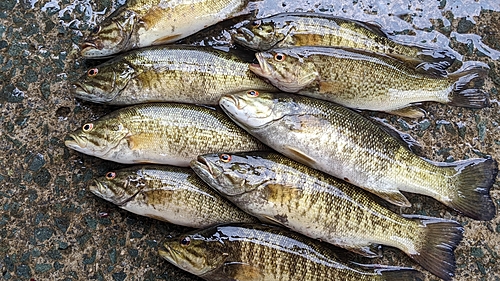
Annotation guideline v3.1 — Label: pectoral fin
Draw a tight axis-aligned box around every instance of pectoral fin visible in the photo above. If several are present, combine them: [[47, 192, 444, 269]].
[[221, 262, 264, 281], [284, 145, 317, 167]]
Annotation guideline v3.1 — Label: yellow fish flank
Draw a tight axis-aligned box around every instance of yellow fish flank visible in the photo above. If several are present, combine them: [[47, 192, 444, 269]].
[[81, 0, 254, 57], [219, 91, 498, 221], [64, 103, 266, 166], [233, 12, 455, 76], [90, 165, 256, 228], [74, 45, 277, 105], [250, 46, 489, 118], [191, 152, 463, 280], [159, 224, 424, 281]]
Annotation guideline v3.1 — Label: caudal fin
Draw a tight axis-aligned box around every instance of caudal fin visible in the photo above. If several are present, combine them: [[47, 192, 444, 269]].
[[405, 217, 464, 281], [444, 157, 498, 220], [448, 61, 490, 108]]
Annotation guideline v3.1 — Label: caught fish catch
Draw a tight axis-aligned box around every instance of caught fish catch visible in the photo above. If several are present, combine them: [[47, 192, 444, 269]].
[[233, 12, 456, 76], [81, 0, 256, 58], [250, 46, 490, 118], [159, 223, 424, 281], [219, 91, 498, 221], [73, 45, 277, 105], [64, 103, 266, 166], [191, 151, 463, 280], [90, 165, 256, 227]]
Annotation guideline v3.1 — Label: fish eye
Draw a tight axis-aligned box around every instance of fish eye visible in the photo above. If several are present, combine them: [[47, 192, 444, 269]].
[[220, 154, 232, 163], [87, 68, 99, 77], [105, 172, 116, 180], [180, 236, 191, 247], [91, 25, 101, 34], [251, 20, 261, 28], [82, 123, 94, 132], [274, 53, 286, 62], [247, 90, 259, 97]]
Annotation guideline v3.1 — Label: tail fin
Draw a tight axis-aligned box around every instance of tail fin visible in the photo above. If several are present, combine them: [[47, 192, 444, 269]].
[[444, 157, 498, 220], [388, 47, 456, 77], [379, 268, 424, 281], [403, 216, 464, 281], [448, 61, 490, 108]]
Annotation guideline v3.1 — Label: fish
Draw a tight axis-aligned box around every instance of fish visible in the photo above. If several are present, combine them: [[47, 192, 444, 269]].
[[90, 165, 256, 228], [64, 103, 266, 166], [219, 91, 498, 221], [73, 45, 277, 105], [249, 46, 490, 118], [81, 0, 256, 58], [190, 151, 464, 280], [233, 12, 456, 76], [159, 223, 424, 281]]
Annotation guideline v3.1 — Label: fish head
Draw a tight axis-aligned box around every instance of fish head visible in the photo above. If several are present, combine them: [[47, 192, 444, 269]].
[[72, 61, 136, 103], [64, 116, 131, 159], [90, 168, 147, 205], [80, 10, 137, 58], [159, 228, 229, 277], [219, 90, 289, 130], [232, 18, 284, 51], [249, 49, 318, 92], [191, 153, 273, 197]]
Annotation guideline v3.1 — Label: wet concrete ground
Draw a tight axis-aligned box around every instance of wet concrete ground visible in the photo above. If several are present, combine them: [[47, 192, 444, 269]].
[[1, 0, 499, 280]]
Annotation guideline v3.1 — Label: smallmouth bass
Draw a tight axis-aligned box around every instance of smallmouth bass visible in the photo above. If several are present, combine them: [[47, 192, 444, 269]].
[[250, 47, 489, 118], [74, 45, 277, 105], [191, 151, 463, 280], [219, 91, 498, 221], [90, 165, 256, 228], [64, 103, 266, 166], [159, 223, 424, 281], [81, 0, 255, 58], [233, 12, 456, 76]]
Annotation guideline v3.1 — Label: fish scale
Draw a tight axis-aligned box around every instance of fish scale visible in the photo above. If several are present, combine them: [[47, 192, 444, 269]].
[[74, 46, 278, 105], [219, 91, 497, 222], [81, 0, 254, 57], [191, 151, 464, 280], [90, 165, 257, 228], [160, 224, 424, 281], [65, 103, 266, 166]]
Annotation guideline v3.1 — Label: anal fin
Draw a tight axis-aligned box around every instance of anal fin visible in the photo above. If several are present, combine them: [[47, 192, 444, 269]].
[[344, 243, 381, 258], [386, 106, 426, 118], [374, 189, 412, 207]]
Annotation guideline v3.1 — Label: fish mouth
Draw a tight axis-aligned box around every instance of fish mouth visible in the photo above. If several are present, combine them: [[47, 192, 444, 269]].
[[64, 133, 87, 149], [158, 242, 179, 265], [249, 53, 273, 79], [232, 27, 255, 46], [196, 156, 213, 175]]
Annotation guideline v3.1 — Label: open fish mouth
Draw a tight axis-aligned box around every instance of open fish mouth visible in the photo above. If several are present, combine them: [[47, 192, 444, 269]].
[[158, 243, 179, 265], [195, 156, 213, 175], [234, 27, 255, 42], [248, 53, 273, 79], [64, 133, 87, 149]]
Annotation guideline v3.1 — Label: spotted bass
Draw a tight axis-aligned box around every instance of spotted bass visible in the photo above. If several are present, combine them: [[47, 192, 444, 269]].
[[191, 151, 463, 280], [159, 223, 424, 281], [250, 46, 489, 118], [81, 0, 256, 58], [219, 91, 497, 221], [90, 165, 256, 227], [233, 12, 456, 76], [74, 45, 277, 105], [64, 103, 266, 166]]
